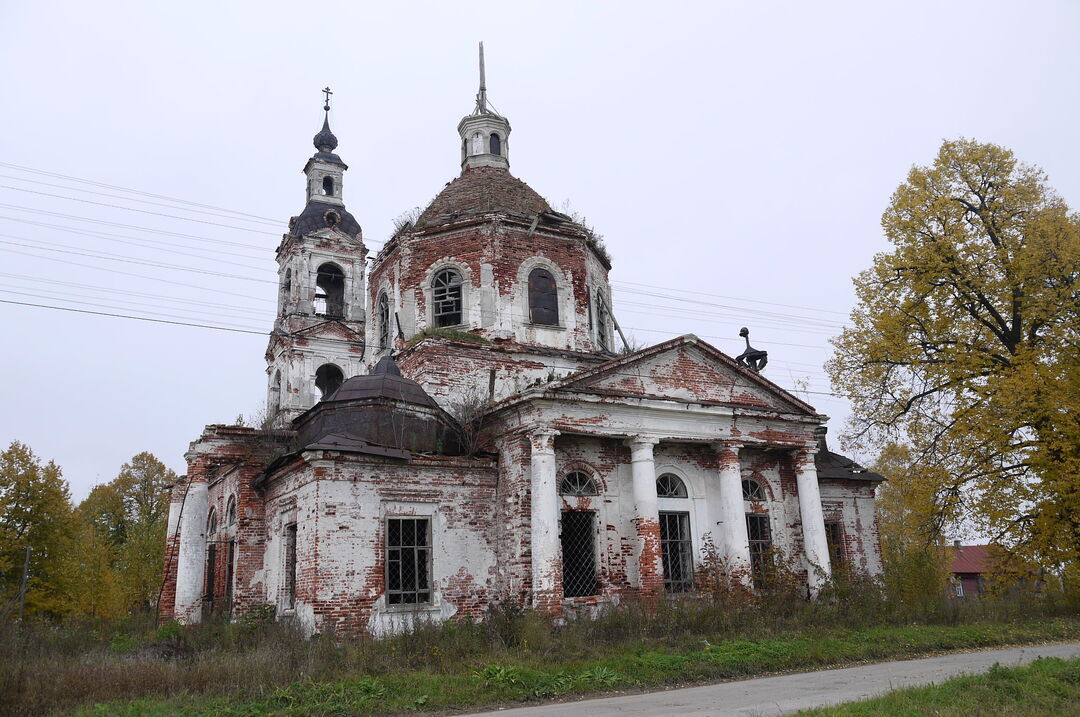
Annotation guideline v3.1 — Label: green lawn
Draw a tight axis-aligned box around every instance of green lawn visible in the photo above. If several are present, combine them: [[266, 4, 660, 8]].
[[67, 619, 1080, 717], [797, 657, 1080, 716]]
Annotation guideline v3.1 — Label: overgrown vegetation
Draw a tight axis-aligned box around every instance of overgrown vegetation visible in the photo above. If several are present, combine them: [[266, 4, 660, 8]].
[[798, 656, 1080, 716], [2, 580, 1077, 716], [404, 326, 492, 349]]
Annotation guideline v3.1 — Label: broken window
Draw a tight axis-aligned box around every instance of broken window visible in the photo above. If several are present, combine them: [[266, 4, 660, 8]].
[[432, 268, 463, 327], [204, 542, 217, 612], [386, 517, 432, 605], [595, 290, 609, 351], [224, 539, 236, 616], [490, 133, 502, 156], [742, 479, 766, 501], [377, 292, 390, 351], [283, 523, 297, 610], [226, 496, 236, 527], [280, 269, 292, 315], [528, 267, 559, 325], [659, 511, 693, 592], [561, 510, 598, 597], [559, 470, 597, 496], [746, 514, 772, 590], [270, 369, 282, 413], [824, 520, 845, 568], [656, 473, 687, 498], [322, 175, 334, 196], [315, 364, 344, 400], [207, 508, 217, 535], [314, 263, 345, 318]]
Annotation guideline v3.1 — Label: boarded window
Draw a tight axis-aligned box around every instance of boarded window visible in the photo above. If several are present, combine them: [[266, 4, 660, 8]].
[[742, 479, 766, 501], [315, 364, 344, 400], [283, 524, 297, 610], [824, 520, 845, 567], [561, 511, 598, 597], [377, 292, 390, 351], [386, 517, 432, 605], [314, 263, 345, 318], [432, 269, 463, 327], [746, 514, 772, 590], [489, 133, 502, 155], [656, 473, 687, 498], [559, 471, 597, 496], [660, 511, 693, 592], [528, 267, 559, 325]]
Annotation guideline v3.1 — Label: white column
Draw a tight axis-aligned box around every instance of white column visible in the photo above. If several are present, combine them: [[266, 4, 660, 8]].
[[529, 429, 560, 609], [627, 436, 662, 593], [713, 442, 752, 582], [174, 477, 208, 623], [795, 447, 832, 596]]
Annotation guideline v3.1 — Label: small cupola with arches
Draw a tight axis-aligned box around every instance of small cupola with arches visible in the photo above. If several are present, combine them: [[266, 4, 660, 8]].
[[458, 42, 511, 171]]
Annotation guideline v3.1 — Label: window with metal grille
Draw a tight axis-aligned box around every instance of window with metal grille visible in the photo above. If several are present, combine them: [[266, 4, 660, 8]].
[[386, 517, 432, 605], [315, 363, 344, 400], [824, 520, 845, 567], [314, 263, 345, 318], [742, 479, 766, 501], [561, 511, 598, 597], [746, 514, 772, 590], [432, 269, 463, 327], [659, 511, 693, 592], [656, 473, 687, 498], [283, 524, 297, 610], [559, 471, 597, 496], [377, 292, 390, 351], [528, 267, 559, 325], [595, 290, 609, 351]]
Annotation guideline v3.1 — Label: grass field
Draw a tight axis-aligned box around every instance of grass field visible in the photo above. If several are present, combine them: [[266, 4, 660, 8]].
[[3, 589, 1077, 716], [797, 656, 1080, 716]]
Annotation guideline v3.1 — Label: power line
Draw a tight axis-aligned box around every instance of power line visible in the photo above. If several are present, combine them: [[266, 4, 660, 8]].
[[0, 299, 269, 335]]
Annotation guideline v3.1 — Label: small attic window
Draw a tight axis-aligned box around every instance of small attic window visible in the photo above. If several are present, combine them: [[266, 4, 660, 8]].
[[322, 176, 334, 196], [489, 133, 501, 156]]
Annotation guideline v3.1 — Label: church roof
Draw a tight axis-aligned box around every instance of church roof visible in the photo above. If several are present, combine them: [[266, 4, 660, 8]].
[[325, 355, 437, 407], [416, 166, 552, 228], [289, 199, 362, 238]]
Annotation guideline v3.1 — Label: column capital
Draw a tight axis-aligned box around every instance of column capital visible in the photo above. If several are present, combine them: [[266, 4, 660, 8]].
[[624, 435, 660, 448], [529, 428, 560, 454], [712, 439, 744, 453]]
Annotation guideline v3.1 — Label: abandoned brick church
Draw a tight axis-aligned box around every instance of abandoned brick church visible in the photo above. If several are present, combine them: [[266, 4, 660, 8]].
[[160, 53, 883, 636]]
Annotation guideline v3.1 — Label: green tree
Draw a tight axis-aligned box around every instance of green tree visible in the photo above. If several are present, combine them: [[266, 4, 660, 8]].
[[0, 441, 73, 618], [828, 139, 1080, 572], [78, 452, 176, 612]]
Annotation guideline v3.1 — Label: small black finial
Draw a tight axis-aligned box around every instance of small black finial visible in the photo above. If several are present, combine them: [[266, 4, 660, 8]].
[[735, 327, 769, 372], [313, 87, 339, 153]]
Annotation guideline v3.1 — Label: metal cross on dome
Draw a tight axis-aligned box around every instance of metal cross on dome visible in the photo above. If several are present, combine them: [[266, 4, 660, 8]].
[[322, 86, 333, 111]]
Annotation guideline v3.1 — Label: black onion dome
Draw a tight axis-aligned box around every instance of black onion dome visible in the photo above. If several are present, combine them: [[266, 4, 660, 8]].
[[313, 113, 339, 152]]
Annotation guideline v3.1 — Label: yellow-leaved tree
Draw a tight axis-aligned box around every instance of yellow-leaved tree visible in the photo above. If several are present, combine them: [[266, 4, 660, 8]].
[[828, 139, 1080, 576]]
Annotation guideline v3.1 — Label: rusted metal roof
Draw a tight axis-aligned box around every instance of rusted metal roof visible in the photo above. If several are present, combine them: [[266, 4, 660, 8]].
[[951, 545, 990, 574]]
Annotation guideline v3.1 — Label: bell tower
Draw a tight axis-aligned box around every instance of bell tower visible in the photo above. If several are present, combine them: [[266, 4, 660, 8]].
[[266, 89, 368, 426]]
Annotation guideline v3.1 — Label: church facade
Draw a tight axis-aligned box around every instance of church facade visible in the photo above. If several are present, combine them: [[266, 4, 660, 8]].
[[160, 58, 883, 636]]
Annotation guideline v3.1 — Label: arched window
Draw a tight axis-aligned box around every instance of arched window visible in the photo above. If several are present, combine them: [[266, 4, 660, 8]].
[[595, 290, 610, 351], [377, 292, 390, 351], [207, 508, 218, 536], [559, 471, 598, 496], [528, 267, 559, 325], [315, 363, 344, 400], [322, 175, 334, 196], [226, 497, 237, 527], [314, 263, 345, 318], [281, 269, 292, 315], [489, 133, 501, 156], [742, 479, 766, 501], [431, 268, 463, 327], [270, 369, 282, 413], [656, 473, 688, 498]]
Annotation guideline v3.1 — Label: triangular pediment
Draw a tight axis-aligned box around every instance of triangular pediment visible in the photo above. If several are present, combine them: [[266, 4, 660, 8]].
[[549, 335, 817, 415], [293, 320, 364, 343]]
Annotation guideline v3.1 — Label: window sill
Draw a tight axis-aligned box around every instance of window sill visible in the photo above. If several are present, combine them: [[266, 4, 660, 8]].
[[524, 322, 566, 331]]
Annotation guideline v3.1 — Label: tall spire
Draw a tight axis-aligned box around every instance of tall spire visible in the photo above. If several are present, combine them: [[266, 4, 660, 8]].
[[476, 42, 488, 114], [459, 43, 511, 171]]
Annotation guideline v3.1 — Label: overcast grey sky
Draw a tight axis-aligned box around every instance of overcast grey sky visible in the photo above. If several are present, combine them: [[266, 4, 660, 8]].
[[1, 1, 1077, 501]]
